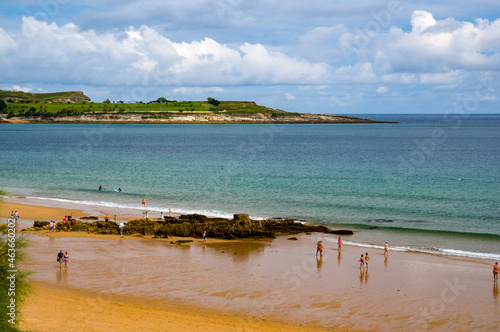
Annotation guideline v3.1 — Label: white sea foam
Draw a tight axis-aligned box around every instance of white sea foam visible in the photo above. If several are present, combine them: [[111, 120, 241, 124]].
[[24, 196, 264, 220], [321, 238, 500, 260]]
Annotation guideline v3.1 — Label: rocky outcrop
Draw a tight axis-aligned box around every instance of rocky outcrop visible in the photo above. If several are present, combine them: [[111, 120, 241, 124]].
[[2, 112, 382, 124], [24, 214, 353, 239]]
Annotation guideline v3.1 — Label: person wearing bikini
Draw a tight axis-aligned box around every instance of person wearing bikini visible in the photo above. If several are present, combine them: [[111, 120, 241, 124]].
[[63, 252, 69, 267]]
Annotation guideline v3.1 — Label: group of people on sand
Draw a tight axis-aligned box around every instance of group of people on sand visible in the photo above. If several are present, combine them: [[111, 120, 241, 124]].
[[141, 198, 173, 220], [62, 213, 74, 223], [316, 237, 346, 256], [56, 250, 69, 268], [316, 237, 389, 269], [10, 210, 20, 221]]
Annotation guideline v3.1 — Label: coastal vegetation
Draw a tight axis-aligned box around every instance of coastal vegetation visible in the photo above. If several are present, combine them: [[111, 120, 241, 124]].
[[0, 190, 30, 331], [0, 90, 290, 118], [0, 89, 378, 123]]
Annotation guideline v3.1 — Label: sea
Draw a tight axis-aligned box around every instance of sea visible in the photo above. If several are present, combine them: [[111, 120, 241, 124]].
[[1, 114, 499, 260]]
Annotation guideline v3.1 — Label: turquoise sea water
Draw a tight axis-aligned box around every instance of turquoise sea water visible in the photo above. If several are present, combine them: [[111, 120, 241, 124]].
[[1, 115, 499, 259]]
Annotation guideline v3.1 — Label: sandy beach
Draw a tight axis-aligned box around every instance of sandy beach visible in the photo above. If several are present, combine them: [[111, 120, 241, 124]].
[[2, 201, 500, 331]]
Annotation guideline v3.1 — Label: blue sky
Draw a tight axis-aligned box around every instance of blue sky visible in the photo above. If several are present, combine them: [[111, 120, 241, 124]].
[[0, 0, 499, 114]]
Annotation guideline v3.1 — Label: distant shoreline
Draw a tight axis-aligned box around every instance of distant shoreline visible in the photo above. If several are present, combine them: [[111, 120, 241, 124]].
[[0, 112, 391, 124]]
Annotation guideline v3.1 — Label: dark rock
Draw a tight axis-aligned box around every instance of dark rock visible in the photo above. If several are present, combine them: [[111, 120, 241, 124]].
[[80, 216, 99, 220], [33, 220, 50, 228], [28, 213, 353, 239], [287, 237, 298, 240]]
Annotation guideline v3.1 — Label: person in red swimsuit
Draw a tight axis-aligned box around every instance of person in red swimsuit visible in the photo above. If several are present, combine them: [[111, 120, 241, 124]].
[[494, 262, 499, 282], [338, 236, 342, 250], [359, 254, 365, 270]]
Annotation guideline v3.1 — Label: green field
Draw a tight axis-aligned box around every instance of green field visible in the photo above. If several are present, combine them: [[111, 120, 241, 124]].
[[0, 90, 285, 118]]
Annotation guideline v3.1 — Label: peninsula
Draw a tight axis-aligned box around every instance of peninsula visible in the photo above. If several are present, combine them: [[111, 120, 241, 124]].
[[0, 90, 380, 124]]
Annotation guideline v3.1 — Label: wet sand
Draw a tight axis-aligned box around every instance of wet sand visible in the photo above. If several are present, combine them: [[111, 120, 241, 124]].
[[3, 201, 500, 331]]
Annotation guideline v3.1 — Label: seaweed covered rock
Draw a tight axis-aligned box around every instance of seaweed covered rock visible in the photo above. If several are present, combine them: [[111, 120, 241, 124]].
[[26, 213, 352, 239], [80, 216, 99, 220], [33, 220, 50, 228], [264, 219, 353, 235]]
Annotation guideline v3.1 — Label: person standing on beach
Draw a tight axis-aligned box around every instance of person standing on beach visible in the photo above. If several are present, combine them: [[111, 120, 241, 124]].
[[142, 198, 146, 207], [160, 212, 164, 220], [384, 242, 389, 255], [10, 211, 14, 219], [63, 252, 69, 267], [119, 222, 124, 236], [359, 254, 365, 270], [338, 236, 342, 250], [57, 250, 64, 268], [316, 240, 323, 256], [145, 211, 148, 219], [169, 208, 172, 217], [494, 262, 499, 282], [202, 231, 207, 243], [14, 211, 19, 221], [365, 253, 370, 269]]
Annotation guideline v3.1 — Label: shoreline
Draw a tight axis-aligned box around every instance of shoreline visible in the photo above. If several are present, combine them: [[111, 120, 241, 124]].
[[2, 201, 500, 331], [6, 198, 498, 262], [0, 113, 387, 124]]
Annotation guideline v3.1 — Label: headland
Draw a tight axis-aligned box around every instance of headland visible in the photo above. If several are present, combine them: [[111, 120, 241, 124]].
[[0, 90, 384, 124]]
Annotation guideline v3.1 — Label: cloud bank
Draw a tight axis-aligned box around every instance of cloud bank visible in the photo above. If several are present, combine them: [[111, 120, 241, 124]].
[[0, 8, 498, 112]]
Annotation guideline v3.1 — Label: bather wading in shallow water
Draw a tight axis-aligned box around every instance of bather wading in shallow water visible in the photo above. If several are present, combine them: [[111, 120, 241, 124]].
[[316, 240, 323, 256]]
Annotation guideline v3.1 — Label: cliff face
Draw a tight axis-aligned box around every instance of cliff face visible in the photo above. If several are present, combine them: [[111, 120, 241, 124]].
[[3, 112, 379, 124]]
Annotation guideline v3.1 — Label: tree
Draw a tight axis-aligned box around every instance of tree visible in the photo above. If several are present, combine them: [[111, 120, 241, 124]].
[[103, 99, 111, 103], [156, 97, 168, 103], [0, 100, 7, 113], [207, 97, 220, 107]]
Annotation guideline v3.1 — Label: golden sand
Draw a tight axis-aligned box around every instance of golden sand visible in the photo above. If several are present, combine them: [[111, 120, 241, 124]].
[[3, 201, 500, 331], [21, 283, 331, 332]]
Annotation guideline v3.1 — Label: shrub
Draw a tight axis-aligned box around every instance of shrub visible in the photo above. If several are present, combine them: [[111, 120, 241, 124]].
[[0, 189, 31, 331], [207, 97, 220, 107]]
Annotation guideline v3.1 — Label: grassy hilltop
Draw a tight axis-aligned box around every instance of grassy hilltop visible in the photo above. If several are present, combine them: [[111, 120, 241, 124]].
[[0, 90, 288, 119], [0, 90, 379, 123]]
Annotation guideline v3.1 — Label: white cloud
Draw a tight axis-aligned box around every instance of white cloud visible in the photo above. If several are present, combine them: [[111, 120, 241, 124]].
[[173, 87, 225, 95], [373, 11, 500, 73], [0, 17, 330, 88], [299, 10, 500, 86], [330, 93, 351, 106], [411, 10, 437, 33], [376, 86, 388, 94], [11, 85, 32, 92], [299, 24, 348, 62], [284, 93, 295, 100]]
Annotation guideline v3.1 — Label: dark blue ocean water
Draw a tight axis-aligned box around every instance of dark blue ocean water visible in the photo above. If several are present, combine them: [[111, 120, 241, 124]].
[[1, 115, 499, 258]]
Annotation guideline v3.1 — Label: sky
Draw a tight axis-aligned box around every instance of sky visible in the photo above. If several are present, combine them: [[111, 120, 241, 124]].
[[0, 0, 499, 114]]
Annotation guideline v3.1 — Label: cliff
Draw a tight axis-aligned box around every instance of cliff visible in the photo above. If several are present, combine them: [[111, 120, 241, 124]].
[[2, 112, 379, 124]]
